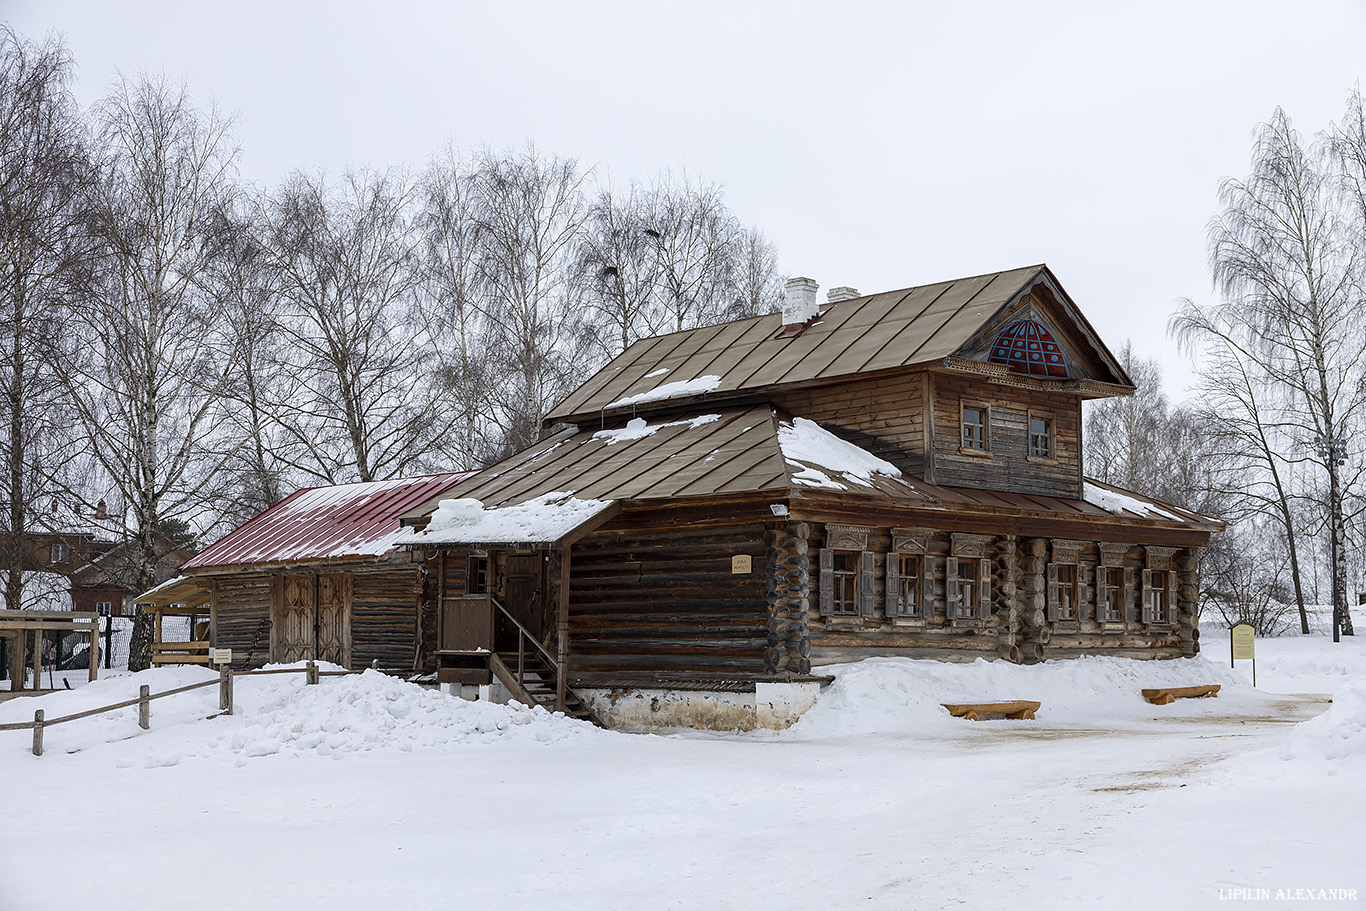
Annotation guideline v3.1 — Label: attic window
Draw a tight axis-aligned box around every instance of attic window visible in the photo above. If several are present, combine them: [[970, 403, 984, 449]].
[[988, 320, 1070, 379]]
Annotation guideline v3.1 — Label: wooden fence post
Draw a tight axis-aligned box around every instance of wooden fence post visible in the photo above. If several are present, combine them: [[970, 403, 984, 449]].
[[306, 660, 318, 686], [138, 684, 150, 730], [219, 666, 233, 715], [32, 709, 43, 757]]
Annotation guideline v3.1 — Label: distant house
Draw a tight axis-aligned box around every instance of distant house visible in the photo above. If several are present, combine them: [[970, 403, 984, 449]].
[[391, 265, 1222, 730], [142, 473, 473, 670], [0, 500, 150, 614]]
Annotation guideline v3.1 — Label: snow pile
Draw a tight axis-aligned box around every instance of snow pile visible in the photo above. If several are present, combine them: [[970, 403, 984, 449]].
[[1082, 480, 1182, 521], [788, 654, 1250, 738], [777, 417, 902, 490], [606, 374, 722, 409], [1274, 680, 1366, 766], [592, 413, 719, 445], [205, 668, 594, 760], [403, 491, 614, 545]]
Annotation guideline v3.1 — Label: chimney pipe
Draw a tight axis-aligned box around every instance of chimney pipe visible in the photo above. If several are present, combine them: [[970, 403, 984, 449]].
[[827, 286, 860, 303], [781, 277, 819, 328]]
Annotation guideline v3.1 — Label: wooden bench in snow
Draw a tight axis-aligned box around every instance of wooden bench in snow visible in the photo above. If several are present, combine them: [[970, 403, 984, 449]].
[[1141, 685, 1221, 705], [941, 701, 1040, 721]]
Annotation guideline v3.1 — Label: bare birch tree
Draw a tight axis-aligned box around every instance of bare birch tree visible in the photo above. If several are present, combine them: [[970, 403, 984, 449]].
[[470, 146, 592, 453], [266, 168, 452, 483], [69, 74, 243, 668]]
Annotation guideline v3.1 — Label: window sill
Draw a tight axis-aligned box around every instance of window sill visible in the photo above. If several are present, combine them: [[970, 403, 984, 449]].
[[1027, 456, 1059, 466], [949, 618, 987, 629], [957, 447, 992, 459], [1051, 620, 1080, 633], [889, 616, 928, 627], [1144, 622, 1175, 632], [1098, 620, 1127, 632]]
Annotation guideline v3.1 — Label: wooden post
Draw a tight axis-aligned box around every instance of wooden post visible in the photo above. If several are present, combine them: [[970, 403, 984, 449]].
[[32, 709, 44, 757], [33, 629, 42, 690], [517, 635, 525, 687], [306, 660, 318, 685], [88, 616, 99, 683], [138, 684, 150, 730], [219, 665, 234, 714], [555, 547, 570, 713]]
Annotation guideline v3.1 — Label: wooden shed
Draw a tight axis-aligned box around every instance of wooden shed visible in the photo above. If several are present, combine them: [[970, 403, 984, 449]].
[[144, 473, 472, 671], [398, 265, 1223, 730]]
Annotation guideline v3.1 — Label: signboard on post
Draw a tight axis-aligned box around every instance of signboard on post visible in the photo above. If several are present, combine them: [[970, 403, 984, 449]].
[[1230, 623, 1255, 686], [211, 648, 232, 666]]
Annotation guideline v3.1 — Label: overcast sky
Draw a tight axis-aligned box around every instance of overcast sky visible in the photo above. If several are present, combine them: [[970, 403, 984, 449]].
[[10, 1, 1366, 399]]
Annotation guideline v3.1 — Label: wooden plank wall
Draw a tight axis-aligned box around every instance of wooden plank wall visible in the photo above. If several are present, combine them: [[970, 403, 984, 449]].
[[929, 374, 1080, 497], [773, 373, 927, 476], [567, 523, 770, 676], [213, 574, 273, 669]]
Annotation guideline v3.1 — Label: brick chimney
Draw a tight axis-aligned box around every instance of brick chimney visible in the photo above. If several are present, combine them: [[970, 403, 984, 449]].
[[96, 499, 108, 520], [827, 286, 860, 303], [777, 277, 819, 338]]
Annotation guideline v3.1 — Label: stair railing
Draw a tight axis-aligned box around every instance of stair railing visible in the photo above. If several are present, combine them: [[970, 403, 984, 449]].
[[488, 595, 563, 710]]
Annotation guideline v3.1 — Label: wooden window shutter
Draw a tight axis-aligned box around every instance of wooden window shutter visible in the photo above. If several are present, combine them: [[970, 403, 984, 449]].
[[921, 556, 936, 619], [1167, 570, 1179, 623], [977, 557, 991, 619], [885, 552, 901, 617], [1045, 562, 1059, 622], [859, 551, 876, 617], [1141, 569, 1154, 623], [945, 556, 959, 617], [1122, 566, 1135, 623], [818, 548, 835, 616]]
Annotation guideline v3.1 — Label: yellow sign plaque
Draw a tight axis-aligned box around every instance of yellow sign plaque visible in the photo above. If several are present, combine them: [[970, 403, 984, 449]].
[[1231, 624, 1255, 660], [731, 554, 752, 575]]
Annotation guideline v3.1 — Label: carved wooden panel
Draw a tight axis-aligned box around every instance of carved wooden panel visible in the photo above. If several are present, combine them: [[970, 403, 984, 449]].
[[275, 574, 314, 663], [826, 524, 870, 551], [1098, 543, 1129, 567], [890, 527, 935, 554], [950, 533, 991, 558], [1145, 546, 1177, 571], [316, 573, 352, 666]]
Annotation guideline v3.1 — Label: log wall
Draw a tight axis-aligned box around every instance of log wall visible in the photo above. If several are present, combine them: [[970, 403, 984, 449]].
[[208, 559, 425, 671], [567, 522, 770, 676], [803, 523, 1199, 665], [212, 575, 273, 670]]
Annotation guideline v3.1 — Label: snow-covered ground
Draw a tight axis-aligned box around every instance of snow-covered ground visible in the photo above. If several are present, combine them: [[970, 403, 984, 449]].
[[2, 626, 1364, 910]]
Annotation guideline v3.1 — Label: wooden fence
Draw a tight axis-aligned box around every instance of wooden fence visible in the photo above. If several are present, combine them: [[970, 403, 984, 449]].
[[0, 662, 403, 757]]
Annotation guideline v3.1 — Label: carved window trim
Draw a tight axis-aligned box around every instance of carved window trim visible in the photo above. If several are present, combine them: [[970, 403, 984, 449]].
[[1097, 543, 1132, 624], [890, 527, 934, 554], [1142, 548, 1178, 625], [826, 524, 871, 551]]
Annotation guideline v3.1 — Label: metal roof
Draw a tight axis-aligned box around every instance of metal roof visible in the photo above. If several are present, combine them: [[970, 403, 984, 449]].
[[399, 408, 1213, 534], [183, 472, 474, 570], [548, 264, 1134, 424]]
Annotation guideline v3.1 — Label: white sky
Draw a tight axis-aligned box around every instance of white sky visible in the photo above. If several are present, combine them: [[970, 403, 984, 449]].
[[11, 0, 1366, 400]]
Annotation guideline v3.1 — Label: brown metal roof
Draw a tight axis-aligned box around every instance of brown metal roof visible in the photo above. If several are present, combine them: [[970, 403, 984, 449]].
[[547, 265, 1117, 424], [401, 409, 1216, 537], [183, 472, 474, 570]]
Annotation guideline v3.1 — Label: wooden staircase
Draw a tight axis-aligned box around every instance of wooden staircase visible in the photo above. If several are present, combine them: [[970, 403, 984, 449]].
[[490, 649, 603, 726]]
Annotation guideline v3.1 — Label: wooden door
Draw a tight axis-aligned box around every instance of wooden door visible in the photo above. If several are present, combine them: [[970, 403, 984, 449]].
[[316, 573, 352, 666], [504, 554, 544, 638], [275, 574, 315, 663]]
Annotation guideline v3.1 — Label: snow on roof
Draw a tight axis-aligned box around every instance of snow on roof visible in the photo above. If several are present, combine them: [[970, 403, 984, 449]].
[[1082, 481, 1186, 522], [181, 472, 475, 569], [592, 414, 720, 445], [399, 492, 616, 546], [778, 417, 903, 491], [605, 375, 722, 409], [31, 507, 126, 544]]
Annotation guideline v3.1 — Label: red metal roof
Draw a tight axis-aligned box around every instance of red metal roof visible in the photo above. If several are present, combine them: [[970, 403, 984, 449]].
[[182, 472, 474, 570]]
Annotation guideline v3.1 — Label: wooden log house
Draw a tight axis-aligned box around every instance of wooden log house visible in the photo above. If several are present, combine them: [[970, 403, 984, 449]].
[[137, 473, 472, 672], [398, 265, 1222, 731]]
